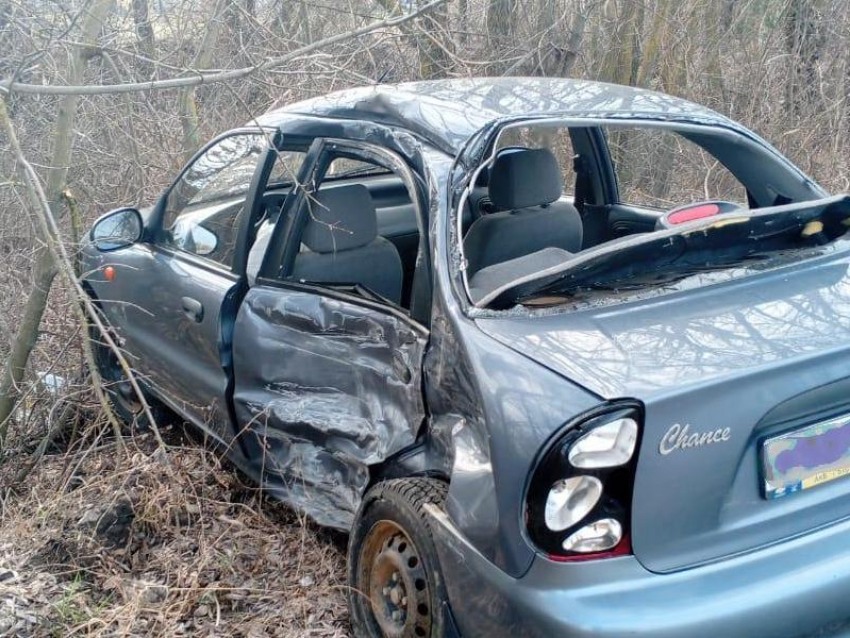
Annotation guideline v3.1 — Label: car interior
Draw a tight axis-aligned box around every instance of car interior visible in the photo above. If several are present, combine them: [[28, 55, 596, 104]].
[[256, 154, 424, 311], [453, 123, 778, 305], [292, 182, 405, 304], [165, 121, 827, 317], [265, 145, 587, 311], [462, 147, 583, 278], [243, 125, 767, 312]]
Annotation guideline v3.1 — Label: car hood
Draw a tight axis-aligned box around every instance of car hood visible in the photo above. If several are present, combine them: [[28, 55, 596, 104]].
[[475, 249, 850, 400]]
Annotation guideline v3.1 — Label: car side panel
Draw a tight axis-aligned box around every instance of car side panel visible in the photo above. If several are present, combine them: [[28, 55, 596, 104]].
[[230, 285, 428, 529]]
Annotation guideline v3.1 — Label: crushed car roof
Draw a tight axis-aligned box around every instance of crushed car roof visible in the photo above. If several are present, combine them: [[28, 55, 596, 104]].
[[260, 77, 737, 155]]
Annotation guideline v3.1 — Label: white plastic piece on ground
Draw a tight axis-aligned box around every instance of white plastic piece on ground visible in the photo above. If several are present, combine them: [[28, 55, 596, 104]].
[[39, 372, 66, 395]]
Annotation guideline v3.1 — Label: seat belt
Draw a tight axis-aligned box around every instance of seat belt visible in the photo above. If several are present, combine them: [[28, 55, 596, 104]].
[[573, 154, 607, 249], [573, 154, 591, 214]]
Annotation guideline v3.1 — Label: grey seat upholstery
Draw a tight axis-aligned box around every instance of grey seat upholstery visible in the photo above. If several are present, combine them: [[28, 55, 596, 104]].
[[463, 148, 583, 277], [292, 184, 403, 304], [468, 246, 574, 307]]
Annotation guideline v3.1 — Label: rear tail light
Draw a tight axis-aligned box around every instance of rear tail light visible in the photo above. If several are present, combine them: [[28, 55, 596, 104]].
[[544, 476, 602, 531], [568, 417, 637, 468], [562, 518, 622, 553], [525, 402, 642, 561]]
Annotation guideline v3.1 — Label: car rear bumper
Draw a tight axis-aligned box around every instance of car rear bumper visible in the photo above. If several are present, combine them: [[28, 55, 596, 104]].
[[427, 506, 850, 638]]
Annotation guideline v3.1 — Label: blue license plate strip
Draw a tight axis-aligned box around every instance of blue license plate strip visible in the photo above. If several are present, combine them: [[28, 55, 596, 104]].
[[762, 413, 850, 499]]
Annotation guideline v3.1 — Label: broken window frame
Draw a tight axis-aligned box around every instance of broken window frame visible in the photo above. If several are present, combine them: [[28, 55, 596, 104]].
[[257, 136, 433, 328], [451, 116, 829, 312], [148, 127, 275, 262]]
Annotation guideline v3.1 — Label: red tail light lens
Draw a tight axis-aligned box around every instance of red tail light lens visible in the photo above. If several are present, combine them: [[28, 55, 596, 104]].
[[524, 402, 643, 561]]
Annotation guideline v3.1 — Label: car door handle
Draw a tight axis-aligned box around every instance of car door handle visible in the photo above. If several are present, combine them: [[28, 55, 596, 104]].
[[181, 296, 204, 323]]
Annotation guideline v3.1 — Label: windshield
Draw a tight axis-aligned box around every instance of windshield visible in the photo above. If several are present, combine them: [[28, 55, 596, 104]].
[[456, 118, 831, 310]]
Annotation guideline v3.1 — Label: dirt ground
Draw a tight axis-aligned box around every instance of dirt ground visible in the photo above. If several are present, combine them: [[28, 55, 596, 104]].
[[0, 425, 352, 637]]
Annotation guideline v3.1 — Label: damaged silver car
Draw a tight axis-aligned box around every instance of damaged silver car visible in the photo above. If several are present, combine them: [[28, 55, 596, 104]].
[[84, 78, 850, 637]]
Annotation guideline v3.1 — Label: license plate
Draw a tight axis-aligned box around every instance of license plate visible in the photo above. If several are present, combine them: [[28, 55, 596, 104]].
[[762, 413, 850, 499]]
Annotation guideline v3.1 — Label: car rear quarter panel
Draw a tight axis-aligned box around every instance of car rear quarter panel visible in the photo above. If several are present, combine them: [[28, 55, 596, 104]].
[[424, 154, 601, 576], [426, 295, 601, 577], [476, 246, 850, 572]]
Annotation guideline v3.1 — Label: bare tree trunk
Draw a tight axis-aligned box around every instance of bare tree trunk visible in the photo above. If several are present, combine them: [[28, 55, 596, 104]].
[[561, 4, 592, 77], [0, 257, 54, 442], [0, 1, 10, 35], [299, 0, 312, 44], [703, 0, 737, 104], [372, 0, 449, 79], [457, 0, 468, 44], [636, 0, 673, 87], [720, 0, 737, 32], [0, 98, 164, 456], [417, 0, 449, 79], [274, 0, 291, 33], [486, 0, 514, 39], [845, 44, 850, 138], [178, 0, 225, 160], [534, 1, 594, 78], [132, 0, 155, 74], [785, 0, 822, 113], [225, 0, 242, 58], [601, 0, 644, 86], [0, 0, 113, 445]]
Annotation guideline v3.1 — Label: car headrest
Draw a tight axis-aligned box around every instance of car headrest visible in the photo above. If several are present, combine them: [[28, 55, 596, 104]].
[[488, 148, 563, 211], [301, 184, 378, 253]]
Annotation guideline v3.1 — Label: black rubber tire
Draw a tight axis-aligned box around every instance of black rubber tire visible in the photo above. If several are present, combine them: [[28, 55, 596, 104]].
[[90, 325, 168, 431], [347, 478, 450, 638]]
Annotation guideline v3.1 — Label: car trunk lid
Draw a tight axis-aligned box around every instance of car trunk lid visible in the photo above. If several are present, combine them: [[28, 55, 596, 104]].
[[475, 248, 850, 572]]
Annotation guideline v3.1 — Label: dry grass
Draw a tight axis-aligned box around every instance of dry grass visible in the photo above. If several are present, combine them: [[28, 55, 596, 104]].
[[0, 426, 351, 637]]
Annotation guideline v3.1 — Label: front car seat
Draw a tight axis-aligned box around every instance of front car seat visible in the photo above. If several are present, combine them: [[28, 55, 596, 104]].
[[292, 184, 403, 304], [463, 148, 583, 277]]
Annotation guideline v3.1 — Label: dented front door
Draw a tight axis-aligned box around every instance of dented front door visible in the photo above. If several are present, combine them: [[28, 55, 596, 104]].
[[230, 285, 428, 528]]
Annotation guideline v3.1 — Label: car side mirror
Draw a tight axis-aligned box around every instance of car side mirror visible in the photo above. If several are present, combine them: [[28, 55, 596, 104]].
[[189, 226, 218, 256], [170, 219, 218, 256], [91, 207, 143, 251]]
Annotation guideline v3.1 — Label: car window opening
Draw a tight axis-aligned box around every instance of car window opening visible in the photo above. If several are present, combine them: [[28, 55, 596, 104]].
[[458, 121, 846, 311], [161, 132, 269, 268], [261, 144, 425, 314]]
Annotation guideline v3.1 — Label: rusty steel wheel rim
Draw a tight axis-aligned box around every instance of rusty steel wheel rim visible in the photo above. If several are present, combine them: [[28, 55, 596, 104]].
[[359, 520, 432, 638]]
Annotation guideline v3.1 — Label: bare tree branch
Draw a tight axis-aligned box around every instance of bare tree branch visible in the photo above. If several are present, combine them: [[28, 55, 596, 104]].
[[0, 0, 447, 96], [0, 0, 113, 441], [0, 97, 168, 457]]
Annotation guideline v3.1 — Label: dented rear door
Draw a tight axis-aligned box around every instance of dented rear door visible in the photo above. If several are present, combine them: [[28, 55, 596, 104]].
[[230, 285, 428, 528]]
